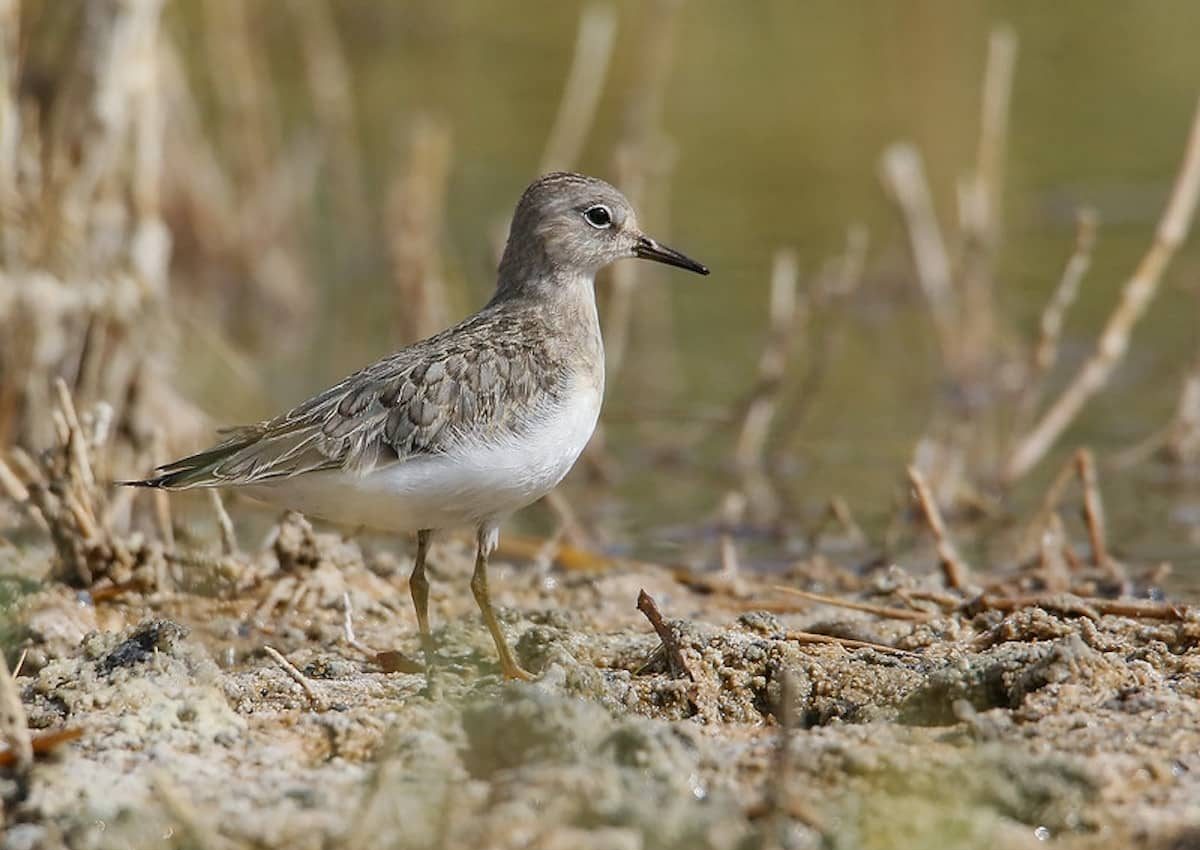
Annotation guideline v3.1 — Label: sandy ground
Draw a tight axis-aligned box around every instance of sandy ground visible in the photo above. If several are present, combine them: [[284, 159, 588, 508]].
[[3, 513, 1200, 850]]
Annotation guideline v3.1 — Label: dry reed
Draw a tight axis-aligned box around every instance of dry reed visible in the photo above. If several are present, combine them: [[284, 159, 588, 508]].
[[1006, 99, 1200, 481]]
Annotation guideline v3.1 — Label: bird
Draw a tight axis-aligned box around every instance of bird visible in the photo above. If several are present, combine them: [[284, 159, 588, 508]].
[[125, 171, 709, 680]]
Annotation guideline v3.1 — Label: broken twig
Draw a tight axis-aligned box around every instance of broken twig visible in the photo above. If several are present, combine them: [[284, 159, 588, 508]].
[[263, 645, 327, 711], [636, 589, 694, 681], [771, 586, 934, 622], [784, 631, 916, 658], [968, 593, 1191, 622]]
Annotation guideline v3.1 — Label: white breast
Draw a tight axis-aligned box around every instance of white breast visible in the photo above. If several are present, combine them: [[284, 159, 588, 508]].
[[243, 380, 603, 533]]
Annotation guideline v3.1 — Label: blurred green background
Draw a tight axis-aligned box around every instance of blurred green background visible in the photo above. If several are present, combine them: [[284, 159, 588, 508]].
[[170, 0, 1200, 573]]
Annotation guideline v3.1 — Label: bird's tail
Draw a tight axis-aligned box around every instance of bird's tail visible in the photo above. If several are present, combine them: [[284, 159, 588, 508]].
[[119, 434, 257, 490]]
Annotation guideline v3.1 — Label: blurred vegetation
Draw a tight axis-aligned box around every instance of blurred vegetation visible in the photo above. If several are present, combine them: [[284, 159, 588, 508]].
[[2, 0, 1200, 581]]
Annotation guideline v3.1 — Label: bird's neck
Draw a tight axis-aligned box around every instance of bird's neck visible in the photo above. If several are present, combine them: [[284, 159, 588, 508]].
[[486, 267, 604, 386], [489, 263, 597, 313]]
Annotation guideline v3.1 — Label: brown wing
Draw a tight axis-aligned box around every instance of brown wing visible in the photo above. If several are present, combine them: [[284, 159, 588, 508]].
[[134, 310, 565, 489]]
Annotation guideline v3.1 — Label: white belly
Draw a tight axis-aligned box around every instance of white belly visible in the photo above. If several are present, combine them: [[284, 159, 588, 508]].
[[241, 383, 602, 533]]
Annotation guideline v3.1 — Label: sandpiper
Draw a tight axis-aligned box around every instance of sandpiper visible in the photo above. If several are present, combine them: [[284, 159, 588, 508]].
[[127, 172, 708, 680]]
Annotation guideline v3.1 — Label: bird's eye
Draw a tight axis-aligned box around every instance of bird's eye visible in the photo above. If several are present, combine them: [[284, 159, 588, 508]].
[[583, 205, 612, 229]]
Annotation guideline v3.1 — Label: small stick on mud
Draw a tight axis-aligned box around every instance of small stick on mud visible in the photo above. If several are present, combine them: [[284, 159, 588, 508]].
[[208, 489, 238, 556], [906, 465, 971, 590], [749, 668, 824, 833], [784, 631, 916, 658], [717, 490, 746, 578], [969, 593, 1192, 621], [1006, 97, 1200, 481], [0, 650, 32, 772], [636, 589, 694, 681], [771, 586, 934, 622], [0, 728, 84, 769], [263, 645, 328, 712], [895, 587, 965, 612]]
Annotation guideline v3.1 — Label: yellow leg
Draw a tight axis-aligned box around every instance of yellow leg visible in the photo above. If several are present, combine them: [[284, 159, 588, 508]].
[[470, 526, 533, 681], [409, 529, 435, 667]]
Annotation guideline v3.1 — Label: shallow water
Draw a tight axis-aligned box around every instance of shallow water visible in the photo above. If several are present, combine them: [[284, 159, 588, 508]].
[[174, 1, 1200, 581]]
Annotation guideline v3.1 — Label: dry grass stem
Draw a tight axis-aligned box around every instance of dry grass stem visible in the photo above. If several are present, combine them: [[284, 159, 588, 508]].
[[286, 0, 368, 241], [201, 0, 279, 186], [387, 117, 453, 343], [1037, 513, 1073, 593], [1018, 209, 1099, 429], [734, 250, 801, 471], [1019, 450, 1080, 559], [538, 3, 619, 174], [1006, 97, 1200, 481], [0, 0, 18, 263], [969, 26, 1018, 248], [544, 489, 597, 551], [880, 144, 957, 362], [771, 586, 934, 622], [1166, 361, 1200, 464], [717, 490, 746, 578], [601, 0, 683, 383], [1074, 448, 1111, 573], [957, 26, 1017, 369], [808, 496, 868, 550], [906, 465, 972, 589], [0, 649, 32, 773], [208, 489, 238, 556], [0, 454, 46, 531], [751, 668, 824, 836], [777, 225, 869, 441], [341, 591, 374, 656], [263, 645, 328, 712]]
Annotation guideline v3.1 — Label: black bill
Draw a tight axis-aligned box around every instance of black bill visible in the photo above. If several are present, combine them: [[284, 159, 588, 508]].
[[634, 236, 710, 275]]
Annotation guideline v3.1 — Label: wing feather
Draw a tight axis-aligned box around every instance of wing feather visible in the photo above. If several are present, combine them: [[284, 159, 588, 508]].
[[127, 307, 569, 489]]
